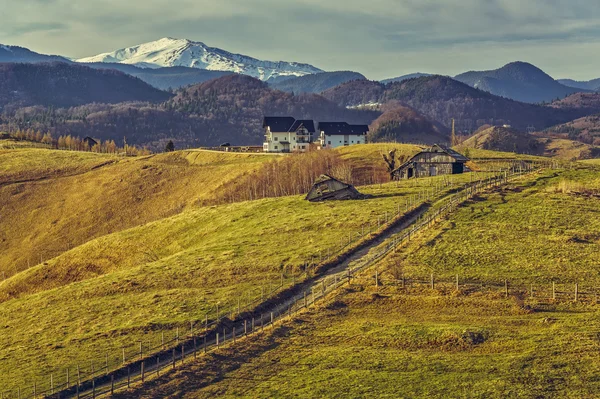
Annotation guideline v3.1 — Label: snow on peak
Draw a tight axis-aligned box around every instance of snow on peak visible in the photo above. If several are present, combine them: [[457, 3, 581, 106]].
[[76, 37, 323, 80], [0, 44, 13, 53]]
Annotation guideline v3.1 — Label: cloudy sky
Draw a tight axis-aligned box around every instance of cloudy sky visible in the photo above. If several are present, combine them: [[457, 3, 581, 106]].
[[2, 0, 600, 80]]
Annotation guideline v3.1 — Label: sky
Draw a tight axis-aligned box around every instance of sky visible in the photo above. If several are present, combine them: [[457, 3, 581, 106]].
[[1, 0, 600, 81]]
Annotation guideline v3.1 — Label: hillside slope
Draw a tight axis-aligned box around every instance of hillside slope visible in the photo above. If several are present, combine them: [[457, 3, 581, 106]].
[[0, 62, 170, 109], [270, 71, 366, 94], [111, 168, 600, 398], [0, 147, 274, 277]]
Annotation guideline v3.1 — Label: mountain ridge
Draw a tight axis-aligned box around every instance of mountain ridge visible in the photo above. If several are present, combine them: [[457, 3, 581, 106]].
[[76, 37, 323, 81]]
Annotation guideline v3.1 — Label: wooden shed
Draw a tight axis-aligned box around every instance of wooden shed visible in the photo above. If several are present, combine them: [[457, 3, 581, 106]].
[[392, 144, 469, 180], [305, 175, 364, 202]]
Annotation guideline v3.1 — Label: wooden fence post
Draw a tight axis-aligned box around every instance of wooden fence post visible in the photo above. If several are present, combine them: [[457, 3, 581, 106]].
[[245, 320, 248, 336], [504, 280, 508, 298], [141, 360, 145, 382], [530, 284, 534, 299], [375, 269, 379, 288], [172, 348, 176, 369], [430, 273, 434, 290], [552, 282, 556, 300], [575, 283, 579, 302], [455, 274, 459, 291]]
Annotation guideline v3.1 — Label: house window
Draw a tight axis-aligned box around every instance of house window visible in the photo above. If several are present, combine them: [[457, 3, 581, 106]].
[[275, 146, 278, 150], [328, 141, 331, 145], [351, 141, 354, 143], [274, 137, 278, 141]]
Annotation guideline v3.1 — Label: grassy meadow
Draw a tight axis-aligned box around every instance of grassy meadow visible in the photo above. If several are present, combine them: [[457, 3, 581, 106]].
[[113, 165, 600, 399], [0, 142, 492, 392], [110, 287, 600, 399]]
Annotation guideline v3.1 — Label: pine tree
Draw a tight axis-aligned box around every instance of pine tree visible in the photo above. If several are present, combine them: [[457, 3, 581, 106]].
[[165, 140, 175, 152]]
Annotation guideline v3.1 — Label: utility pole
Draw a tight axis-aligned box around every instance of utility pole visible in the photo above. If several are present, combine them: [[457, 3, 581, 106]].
[[451, 118, 457, 147]]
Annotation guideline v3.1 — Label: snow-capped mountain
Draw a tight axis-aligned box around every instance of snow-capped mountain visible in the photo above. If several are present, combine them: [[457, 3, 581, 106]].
[[76, 37, 323, 81]]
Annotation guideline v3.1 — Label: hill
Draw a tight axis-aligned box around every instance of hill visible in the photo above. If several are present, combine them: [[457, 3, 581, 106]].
[[454, 61, 584, 104], [0, 44, 70, 63], [550, 92, 600, 113], [460, 125, 599, 159], [0, 62, 171, 109], [76, 37, 323, 81], [558, 78, 600, 91], [109, 167, 600, 398], [543, 114, 600, 145], [322, 79, 386, 107], [380, 72, 432, 84], [0, 75, 379, 150], [270, 71, 366, 94], [323, 76, 587, 133], [368, 102, 449, 144], [85, 63, 234, 90], [0, 142, 476, 392]]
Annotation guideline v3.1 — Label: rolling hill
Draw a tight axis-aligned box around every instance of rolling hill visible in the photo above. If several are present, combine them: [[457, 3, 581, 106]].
[[454, 62, 584, 104], [0, 74, 379, 150], [460, 125, 599, 159], [0, 62, 171, 109], [270, 71, 366, 94], [325, 76, 587, 133], [368, 102, 449, 144]]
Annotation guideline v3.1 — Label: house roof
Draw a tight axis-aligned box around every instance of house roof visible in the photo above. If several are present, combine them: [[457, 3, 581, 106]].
[[263, 116, 295, 132], [263, 117, 316, 133], [289, 119, 315, 133], [318, 122, 369, 135]]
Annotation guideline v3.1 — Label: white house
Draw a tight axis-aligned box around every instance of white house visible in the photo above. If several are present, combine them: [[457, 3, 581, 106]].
[[317, 122, 369, 149], [263, 117, 315, 153]]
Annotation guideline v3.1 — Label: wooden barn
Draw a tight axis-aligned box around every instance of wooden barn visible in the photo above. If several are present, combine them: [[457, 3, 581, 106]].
[[306, 175, 364, 202], [392, 145, 469, 180]]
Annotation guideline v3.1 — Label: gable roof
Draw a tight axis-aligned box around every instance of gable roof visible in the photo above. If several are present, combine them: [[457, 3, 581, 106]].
[[263, 117, 315, 133], [428, 144, 470, 162], [391, 144, 469, 175], [289, 119, 315, 133], [263, 116, 295, 132], [305, 174, 363, 202], [318, 122, 369, 135]]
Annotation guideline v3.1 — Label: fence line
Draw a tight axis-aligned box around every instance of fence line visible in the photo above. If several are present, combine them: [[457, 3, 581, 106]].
[[6, 162, 552, 399]]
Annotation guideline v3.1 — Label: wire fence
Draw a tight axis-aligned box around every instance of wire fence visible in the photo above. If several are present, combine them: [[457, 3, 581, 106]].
[[4, 162, 551, 399]]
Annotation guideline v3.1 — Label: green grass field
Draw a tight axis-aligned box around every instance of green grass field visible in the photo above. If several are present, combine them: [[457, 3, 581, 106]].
[[0, 143, 494, 392], [112, 166, 600, 399]]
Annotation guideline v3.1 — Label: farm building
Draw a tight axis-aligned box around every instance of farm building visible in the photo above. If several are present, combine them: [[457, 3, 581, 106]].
[[318, 122, 369, 149], [392, 144, 469, 179], [306, 175, 364, 202], [263, 117, 315, 153]]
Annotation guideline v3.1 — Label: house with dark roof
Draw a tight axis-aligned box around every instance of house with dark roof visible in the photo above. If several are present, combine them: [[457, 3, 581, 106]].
[[305, 175, 364, 202], [317, 122, 369, 149], [391, 144, 469, 179], [263, 117, 316, 153]]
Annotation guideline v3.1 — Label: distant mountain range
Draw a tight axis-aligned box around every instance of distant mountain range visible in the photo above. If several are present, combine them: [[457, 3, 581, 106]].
[[0, 44, 69, 64], [454, 62, 584, 104], [558, 78, 600, 91], [76, 37, 323, 81], [269, 71, 366, 94], [323, 76, 588, 131], [0, 62, 170, 109]]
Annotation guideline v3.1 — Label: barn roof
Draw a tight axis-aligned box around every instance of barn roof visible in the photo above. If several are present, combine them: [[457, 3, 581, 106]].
[[429, 144, 470, 162], [305, 174, 364, 202], [391, 144, 469, 175], [318, 122, 369, 135]]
